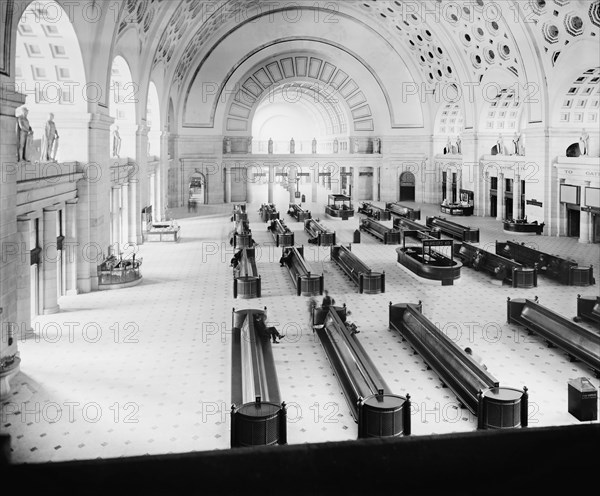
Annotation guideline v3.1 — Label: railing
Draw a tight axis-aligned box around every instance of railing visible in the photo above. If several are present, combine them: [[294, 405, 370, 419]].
[[507, 297, 600, 377], [97, 256, 143, 289], [231, 308, 286, 447], [331, 245, 385, 294], [390, 302, 528, 429], [314, 305, 410, 438], [359, 218, 401, 244]]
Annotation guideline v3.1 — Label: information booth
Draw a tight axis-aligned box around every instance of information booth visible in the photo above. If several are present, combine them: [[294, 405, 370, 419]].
[[326, 194, 354, 220]]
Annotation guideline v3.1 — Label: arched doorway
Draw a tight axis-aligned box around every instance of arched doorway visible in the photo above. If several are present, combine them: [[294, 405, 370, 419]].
[[399, 172, 416, 202], [188, 172, 207, 210]]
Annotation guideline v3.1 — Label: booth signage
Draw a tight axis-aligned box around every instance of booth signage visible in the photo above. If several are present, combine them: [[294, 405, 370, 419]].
[[423, 239, 453, 248], [526, 199, 543, 207]]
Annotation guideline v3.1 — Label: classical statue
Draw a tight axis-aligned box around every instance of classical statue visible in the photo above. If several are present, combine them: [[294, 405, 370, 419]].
[[268, 137, 273, 154], [112, 126, 121, 158], [455, 135, 461, 155], [579, 128, 589, 156], [247, 136, 252, 153], [290, 137, 295, 154], [333, 138, 339, 153], [40, 113, 59, 162], [373, 137, 380, 154], [312, 137, 317, 154], [512, 132, 521, 156], [16, 107, 34, 162], [445, 136, 453, 154], [224, 136, 231, 154], [496, 134, 504, 155], [353, 138, 359, 153]]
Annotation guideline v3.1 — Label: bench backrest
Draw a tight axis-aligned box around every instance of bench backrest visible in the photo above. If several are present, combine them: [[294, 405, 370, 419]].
[[335, 245, 371, 274], [285, 247, 311, 278], [238, 248, 258, 278]]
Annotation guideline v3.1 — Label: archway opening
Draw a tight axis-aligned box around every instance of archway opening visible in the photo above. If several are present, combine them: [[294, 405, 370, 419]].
[[399, 172, 416, 202], [251, 82, 348, 154], [15, 0, 87, 162], [188, 172, 207, 211]]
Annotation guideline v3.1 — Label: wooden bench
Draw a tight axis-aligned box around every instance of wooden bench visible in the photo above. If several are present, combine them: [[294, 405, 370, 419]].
[[232, 219, 254, 248], [232, 203, 248, 222], [503, 219, 545, 235], [231, 308, 286, 447], [233, 248, 261, 299], [507, 297, 600, 377], [385, 202, 421, 221], [357, 202, 391, 221], [288, 203, 311, 222], [269, 219, 294, 247], [331, 245, 385, 294], [426, 216, 480, 243], [390, 302, 528, 429], [304, 218, 336, 246], [259, 203, 280, 222], [455, 242, 537, 288], [576, 295, 600, 327], [315, 305, 410, 438], [359, 218, 401, 244], [496, 241, 595, 286], [281, 246, 324, 296], [392, 217, 441, 242]]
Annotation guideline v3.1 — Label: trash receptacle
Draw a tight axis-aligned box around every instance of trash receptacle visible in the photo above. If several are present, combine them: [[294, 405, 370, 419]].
[[353, 229, 361, 243], [568, 377, 598, 421]]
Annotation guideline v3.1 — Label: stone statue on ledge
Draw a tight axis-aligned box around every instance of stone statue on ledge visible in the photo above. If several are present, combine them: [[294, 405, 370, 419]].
[[16, 107, 34, 162], [41, 113, 59, 162], [496, 134, 504, 155], [312, 137, 317, 154], [333, 138, 339, 153], [290, 137, 295, 154], [455, 135, 461, 155], [268, 137, 273, 154], [512, 132, 521, 156], [373, 137, 380, 154], [112, 126, 121, 158], [579, 128, 589, 156], [224, 136, 231, 154]]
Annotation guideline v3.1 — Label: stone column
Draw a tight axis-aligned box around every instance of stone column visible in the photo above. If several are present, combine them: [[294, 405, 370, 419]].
[[128, 179, 138, 244], [446, 168, 453, 202], [224, 168, 231, 203], [372, 166, 379, 201], [579, 181, 591, 243], [351, 166, 359, 202], [158, 129, 170, 220], [268, 163, 274, 204], [496, 173, 505, 221], [42, 208, 60, 315], [111, 186, 121, 253], [513, 174, 521, 220], [65, 200, 78, 295], [16, 216, 34, 332], [120, 182, 129, 246], [135, 125, 149, 242]]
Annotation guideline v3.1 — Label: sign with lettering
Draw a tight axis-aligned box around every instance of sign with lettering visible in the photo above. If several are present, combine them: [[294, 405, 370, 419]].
[[359, 172, 373, 176], [275, 172, 288, 177], [526, 199, 543, 207], [423, 239, 453, 248], [318, 172, 331, 176], [341, 172, 353, 176], [297, 172, 310, 177]]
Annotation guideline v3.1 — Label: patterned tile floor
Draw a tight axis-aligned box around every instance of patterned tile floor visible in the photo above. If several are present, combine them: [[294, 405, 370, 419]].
[[3, 184, 599, 463]]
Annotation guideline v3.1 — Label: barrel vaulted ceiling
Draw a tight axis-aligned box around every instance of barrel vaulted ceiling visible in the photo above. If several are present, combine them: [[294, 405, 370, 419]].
[[114, 0, 600, 129]]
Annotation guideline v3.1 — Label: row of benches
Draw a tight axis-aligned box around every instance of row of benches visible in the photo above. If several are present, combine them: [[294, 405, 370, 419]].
[[357, 202, 391, 221], [304, 218, 336, 246], [288, 203, 312, 222], [456, 242, 538, 288], [497, 241, 595, 286], [281, 246, 324, 296], [269, 219, 294, 247], [359, 217, 401, 244], [389, 302, 529, 429], [314, 305, 410, 437], [425, 216, 480, 243], [259, 203, 280, 222], [392, 217, 441, 242], [232, 248, 261, 299], [385, 202, 421, 221], [331, 245, 385, 294]]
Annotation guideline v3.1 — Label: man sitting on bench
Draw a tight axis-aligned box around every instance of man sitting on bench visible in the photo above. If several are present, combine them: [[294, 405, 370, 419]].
[[464, 347, 487, 370], [253, 313, 284, 344]]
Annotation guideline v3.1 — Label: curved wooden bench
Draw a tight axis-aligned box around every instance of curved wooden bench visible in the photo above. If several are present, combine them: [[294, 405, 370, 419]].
[[304, 218, 336, 246], [426, 216, 480, 243], [316, 305, 410, 438], [507, 297, 600, 377], [456, 242, 537, 288], [386, 202, 421, 220], [392, 217, 441, 241], [270, 219, 294, 247], [357, 202, 391, 221], [503, 219, 545, 235], [331, 245, 385, 294], [231, 308, 286, 447], [281, 246, 323, 296], [359, 218, 401, 244], [288, 203, 311, 222], [496, 241, 595, 286], [233, 248, 261, 299], [576, 295, 600, 327], [390, 302, 528, 429]]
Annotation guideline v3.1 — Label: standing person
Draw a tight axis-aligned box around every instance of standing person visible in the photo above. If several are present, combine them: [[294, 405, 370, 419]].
[[16, 107, 34, 162], [321, 290, 335, 308], [41, 113, 59, 162]]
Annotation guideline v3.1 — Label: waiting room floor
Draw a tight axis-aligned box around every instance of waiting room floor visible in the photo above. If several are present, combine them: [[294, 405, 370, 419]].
[[3, 184, 599, 463]]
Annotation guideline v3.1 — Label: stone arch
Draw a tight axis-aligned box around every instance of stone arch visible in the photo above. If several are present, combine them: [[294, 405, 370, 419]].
[[399, 171, 416, 202], [188, 171, 207, 207]]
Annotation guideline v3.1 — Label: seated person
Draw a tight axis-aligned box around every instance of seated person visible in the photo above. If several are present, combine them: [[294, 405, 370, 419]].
[[321, 290, 335, 308], [230, 250, 242, 268], [279, 249, 293, 267], [464, 347, 487, 370], [253, 313, 284, 344], [288, 205, 295, 215], [267, 220, 276, 232], [308, 236, 318, 245]]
